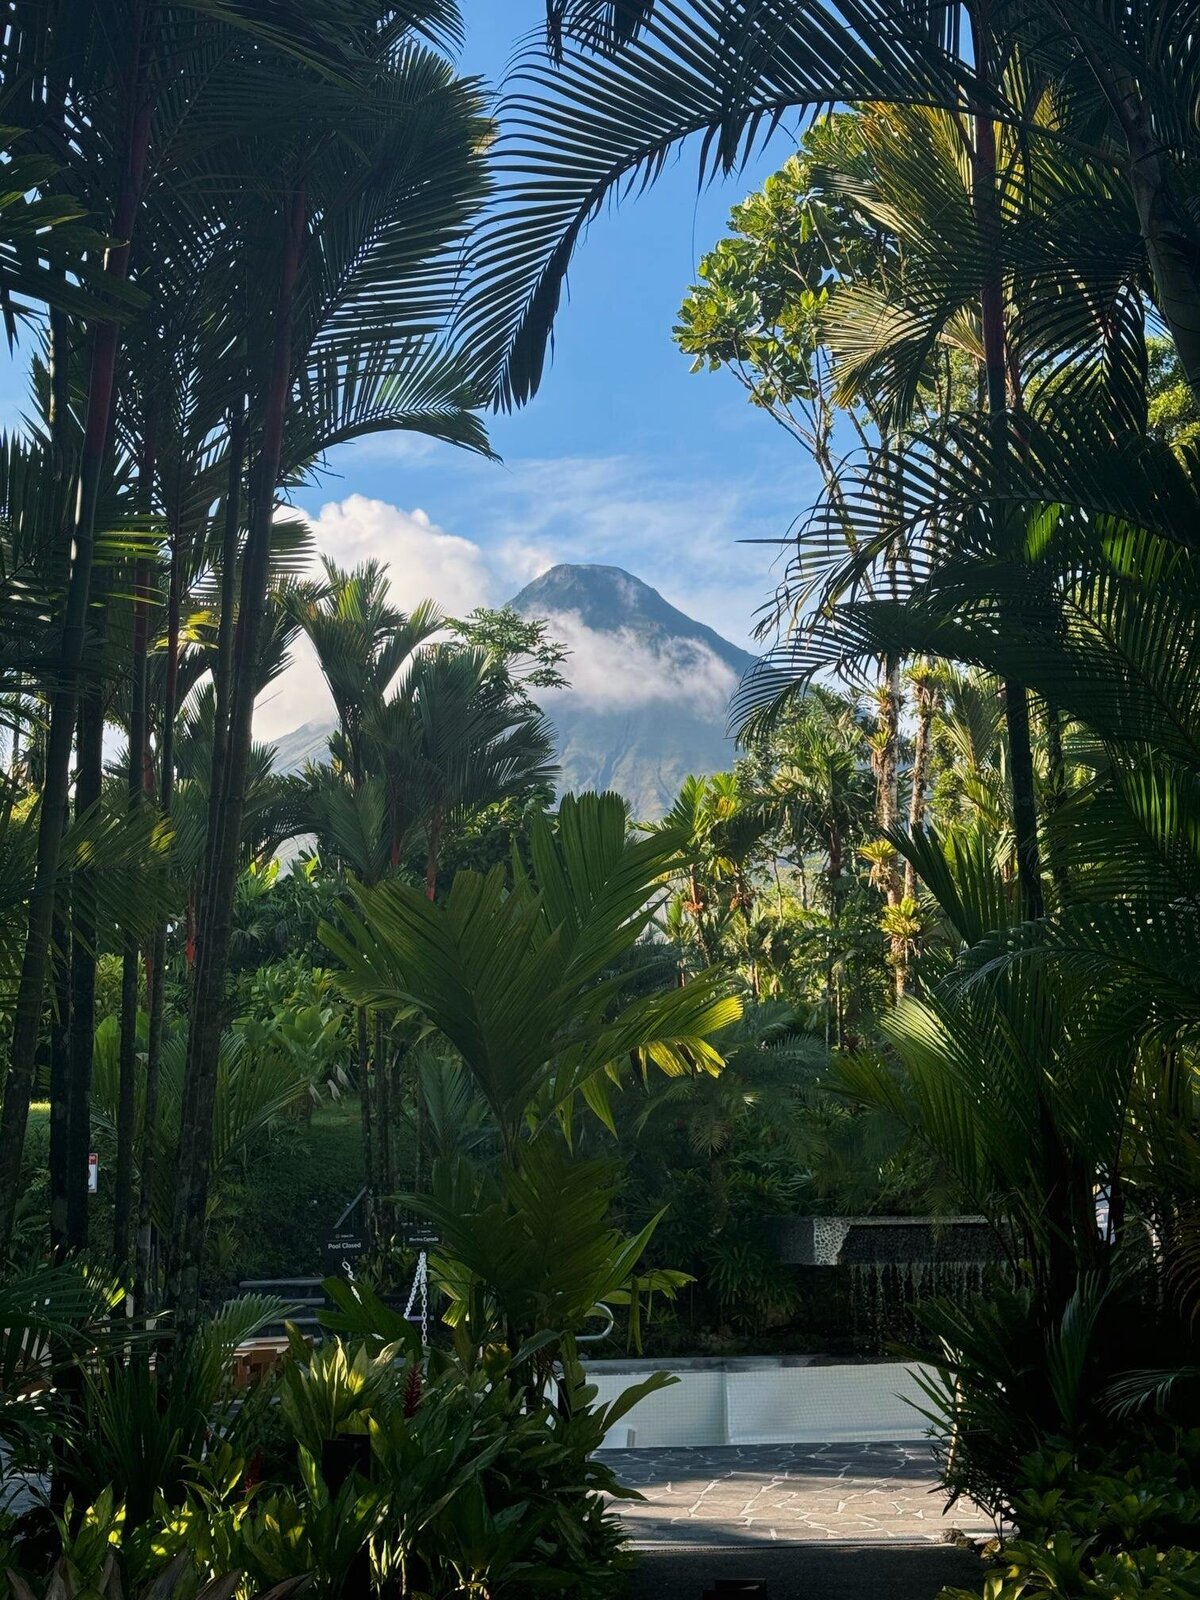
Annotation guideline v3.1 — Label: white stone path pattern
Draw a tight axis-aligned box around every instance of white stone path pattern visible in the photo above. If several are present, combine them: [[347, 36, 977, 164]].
[[609, 1442, 995, 1546]]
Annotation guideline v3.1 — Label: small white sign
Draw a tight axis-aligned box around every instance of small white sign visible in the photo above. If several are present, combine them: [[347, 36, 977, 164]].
[[88, 1152, 98, 1195]]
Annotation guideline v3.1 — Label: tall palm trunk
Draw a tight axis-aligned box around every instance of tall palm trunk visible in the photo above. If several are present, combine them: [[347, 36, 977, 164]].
[[135, 516, 182, 1309], [209, 407, 246, 826], [1043, 701, 1071, 905], [356, 1007, 374, 1239], [969, 0, 1043, 924], [65, 616, 107, 1250], [0, 23, 154, 1256], [46, 297, 75, 1264], [47, 835, 72, 1260], [903, 667, 939, 902], [971, 7, 1076, 1317], [873, 659, 905, 997], [375, 1013, 392, 1236], [169, 186, 307, 1332], [1124, 122, 1200, 401], [115, 422, 157, 1280]]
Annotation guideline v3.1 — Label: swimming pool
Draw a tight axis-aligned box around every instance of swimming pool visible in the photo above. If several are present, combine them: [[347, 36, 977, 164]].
[[587, 1357, 935, 1449]]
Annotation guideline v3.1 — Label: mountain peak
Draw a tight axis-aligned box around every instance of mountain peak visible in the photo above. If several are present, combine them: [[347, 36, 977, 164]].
[[503, 562, 753, 817], [272, 563, 754, 821], [508, 563, 753, 674]]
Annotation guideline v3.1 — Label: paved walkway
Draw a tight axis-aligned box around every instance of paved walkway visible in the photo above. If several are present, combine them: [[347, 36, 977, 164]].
[[611, 1442, 993, 1546]]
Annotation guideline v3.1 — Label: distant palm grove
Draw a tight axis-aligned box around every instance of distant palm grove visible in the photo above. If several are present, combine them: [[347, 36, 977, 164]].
[[2, 3, 1200, 1599]]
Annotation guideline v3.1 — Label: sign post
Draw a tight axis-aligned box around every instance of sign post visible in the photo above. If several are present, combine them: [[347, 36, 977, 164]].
[[321, 1231, 365, 1280]]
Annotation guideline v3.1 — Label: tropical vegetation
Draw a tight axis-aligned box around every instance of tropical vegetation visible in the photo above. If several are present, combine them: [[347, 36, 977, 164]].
[[3, 0, 1200, 1596]]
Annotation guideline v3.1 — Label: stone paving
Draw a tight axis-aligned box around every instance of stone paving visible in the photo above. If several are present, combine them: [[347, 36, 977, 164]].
[[609, 1442, 995, 1546]]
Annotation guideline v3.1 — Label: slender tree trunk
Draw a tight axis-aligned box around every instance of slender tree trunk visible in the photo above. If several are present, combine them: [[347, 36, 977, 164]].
[[48, 871, 72, 1260], [424, 813, 442, 901], [1125, 129, 1200, 401], [873, 660, 905, 998], [0, 39, 153, 1256], [46, 297, 75, 1265], [903, 669, 938, 901], [168, 186, 307, 1333], [7, 678, 20, 778], [114, 938, 141, 1279], [827, 827, 843, 1048], [1043, 700, 1070, 905], [209, 407, 246, 819], [972, 11, 1069, 1314], [115, 423, 157, 1281], [65, 636, 106, 1250], [375, 1013, 392, 1236], [356, 1007, 374, 1240], [135, 520, 183, 1310], [1005, 682, 1043, 919], [413, 1042, 426, 1194], [969, 0, 1043, 924]]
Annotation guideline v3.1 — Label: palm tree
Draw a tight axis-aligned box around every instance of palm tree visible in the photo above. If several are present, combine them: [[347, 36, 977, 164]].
[[466, 2, 1200, 402], [287, 560, 443, 791], [367, 644, 557, 898], [169, 8, 495, 1329], [323, 791, 742, 1163], [654, 772, 769, 979], [462, 6, 1188, 933], [294, 570, 556, 1225], [732, 88, 1145, 912], [0, 0, 368, 1261], [290, 559, 438, 1232]]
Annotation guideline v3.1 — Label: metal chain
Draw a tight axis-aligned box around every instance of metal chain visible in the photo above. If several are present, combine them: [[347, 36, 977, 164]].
[[403, 1250, 430, 1346], [420, 1253, 429, 1346]]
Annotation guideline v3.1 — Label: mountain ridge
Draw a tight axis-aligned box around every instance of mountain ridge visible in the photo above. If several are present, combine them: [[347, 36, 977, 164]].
[[507, 564, 751, 816], [507, 563, 754, 676]]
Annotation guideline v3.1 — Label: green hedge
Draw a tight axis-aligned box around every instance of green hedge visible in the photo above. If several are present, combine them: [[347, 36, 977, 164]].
[[212, 1097, 369, 1283]]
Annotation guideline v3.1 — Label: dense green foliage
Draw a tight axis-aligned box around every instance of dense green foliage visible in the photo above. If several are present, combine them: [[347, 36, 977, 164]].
[[6, 0, 1200, 1594]]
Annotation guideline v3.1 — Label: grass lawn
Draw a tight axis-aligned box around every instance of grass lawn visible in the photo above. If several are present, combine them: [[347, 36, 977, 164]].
[[21, 1095, 372, 1285]]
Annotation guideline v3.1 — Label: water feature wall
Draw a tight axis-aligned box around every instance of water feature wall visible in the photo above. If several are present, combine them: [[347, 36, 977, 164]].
[[769, 1216, 1005, 1351]]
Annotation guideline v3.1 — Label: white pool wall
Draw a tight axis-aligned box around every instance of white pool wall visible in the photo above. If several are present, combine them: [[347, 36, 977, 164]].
[[587, 1358, 933, 1448]]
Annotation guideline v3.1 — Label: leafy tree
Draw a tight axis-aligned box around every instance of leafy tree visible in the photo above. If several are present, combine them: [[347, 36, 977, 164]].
[[1148, 335, 1200, 451], [450, 605, 571, 709]]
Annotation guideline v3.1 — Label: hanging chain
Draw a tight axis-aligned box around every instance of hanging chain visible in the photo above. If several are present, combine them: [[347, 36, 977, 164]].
[[421, 1252, 429, 1346], [403, 1249, 430, 1346]]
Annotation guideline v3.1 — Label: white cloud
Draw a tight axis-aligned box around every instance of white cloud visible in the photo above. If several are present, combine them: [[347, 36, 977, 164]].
[[445, 453, 806, 650], [257, 456, 783, 744], [254, 496, 497, 741], [494, 537, 556, 588], [304, 495, 495, 615], [538, 610, 739, 716]]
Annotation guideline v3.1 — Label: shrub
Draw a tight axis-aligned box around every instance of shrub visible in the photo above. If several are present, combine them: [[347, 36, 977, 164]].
[[939, 1436, 1200, 1600]]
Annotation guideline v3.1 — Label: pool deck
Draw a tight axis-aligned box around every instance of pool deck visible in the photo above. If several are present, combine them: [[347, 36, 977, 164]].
[[610, 1441, 993, 1547]]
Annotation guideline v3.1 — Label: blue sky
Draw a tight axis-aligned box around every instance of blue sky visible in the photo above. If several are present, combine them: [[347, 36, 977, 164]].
[[259, 0, 824, 735], [1, 4, 820, 740]]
